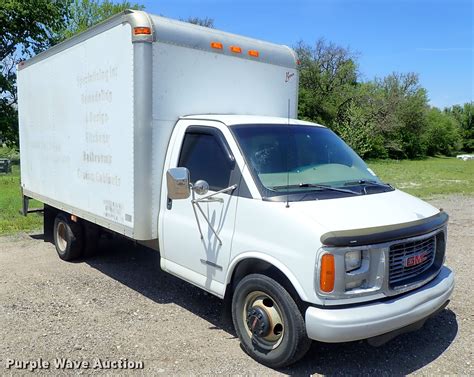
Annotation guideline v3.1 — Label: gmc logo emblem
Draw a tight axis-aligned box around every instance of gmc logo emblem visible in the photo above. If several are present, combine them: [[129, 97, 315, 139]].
[[403, 252, 428, 267]]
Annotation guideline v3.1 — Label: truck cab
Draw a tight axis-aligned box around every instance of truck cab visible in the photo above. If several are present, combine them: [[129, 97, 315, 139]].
[[162, 115, 454, 367]]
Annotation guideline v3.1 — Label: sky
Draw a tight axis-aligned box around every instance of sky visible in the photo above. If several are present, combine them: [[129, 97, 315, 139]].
[[138, 0, 473, 109]]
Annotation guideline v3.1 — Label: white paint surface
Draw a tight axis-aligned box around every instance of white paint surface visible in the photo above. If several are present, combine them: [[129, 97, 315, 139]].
[[18, 24, 135, 229]]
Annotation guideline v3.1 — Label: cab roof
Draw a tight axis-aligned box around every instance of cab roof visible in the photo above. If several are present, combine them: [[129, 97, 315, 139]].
[[179, 114, 325, 128]]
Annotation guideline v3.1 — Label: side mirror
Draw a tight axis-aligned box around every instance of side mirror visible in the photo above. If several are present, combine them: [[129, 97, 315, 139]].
[[193, 180, 209, 195], [166, 167, 191, 200]]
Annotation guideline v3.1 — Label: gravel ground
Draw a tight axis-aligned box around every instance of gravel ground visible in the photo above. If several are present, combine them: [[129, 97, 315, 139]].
[[0, 195, 472, 375]]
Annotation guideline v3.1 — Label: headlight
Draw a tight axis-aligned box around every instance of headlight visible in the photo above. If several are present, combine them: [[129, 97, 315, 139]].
[[316, 246, 385, 300], [345, 250, 362, 272]]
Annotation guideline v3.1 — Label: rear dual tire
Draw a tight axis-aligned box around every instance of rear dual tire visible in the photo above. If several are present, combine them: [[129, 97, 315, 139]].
[[53, 213, 100, 260], [53, 213, 83, 261]]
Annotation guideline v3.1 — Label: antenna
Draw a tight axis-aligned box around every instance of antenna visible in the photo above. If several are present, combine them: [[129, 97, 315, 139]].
[[286, 99, 290, 208]]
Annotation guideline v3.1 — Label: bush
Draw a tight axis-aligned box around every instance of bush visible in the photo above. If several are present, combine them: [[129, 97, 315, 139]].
[[0, 146, 20, 164]]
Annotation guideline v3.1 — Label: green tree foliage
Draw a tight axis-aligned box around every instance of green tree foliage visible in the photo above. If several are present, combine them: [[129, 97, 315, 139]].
[[296, 38, 465, 159], [296, 39, 358, 127], [0, 0, 69, 61], [60, 0, 144, 40], [446, 102, 474, 152], [375, 73, 429, 158], [333, 82, 387, 158], [423, 108, 462, 156], [333, 100, 380, 158]]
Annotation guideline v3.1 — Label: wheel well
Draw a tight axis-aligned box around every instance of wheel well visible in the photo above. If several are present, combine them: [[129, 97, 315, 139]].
[[44, 205, 60, 243], [227, 258, 307, 312]]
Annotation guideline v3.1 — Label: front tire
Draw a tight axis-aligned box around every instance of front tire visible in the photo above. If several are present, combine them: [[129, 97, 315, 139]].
[[53, 213, 83, 261], [231, 274, 311, 368]]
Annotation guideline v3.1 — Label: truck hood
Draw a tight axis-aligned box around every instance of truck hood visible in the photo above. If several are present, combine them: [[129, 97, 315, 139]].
[[288, 189, 441, 244]]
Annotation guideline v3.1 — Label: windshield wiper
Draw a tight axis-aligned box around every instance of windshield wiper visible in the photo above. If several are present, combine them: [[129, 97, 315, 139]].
[[344, 179, 393, 189], [271, 183, 361, 195]]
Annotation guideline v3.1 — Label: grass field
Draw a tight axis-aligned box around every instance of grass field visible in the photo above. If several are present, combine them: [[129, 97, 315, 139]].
[[0, 165, 43, 235], [368, 157, 474, 198], [0, 157, 473, 235]]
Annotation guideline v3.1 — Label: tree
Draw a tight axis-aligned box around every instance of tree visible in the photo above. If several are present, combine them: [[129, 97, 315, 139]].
[[447, 102, 474, 152], [424, 108, 462, 156], [0, 0, 70, 146], [296, 39, 358, 127], [0, 0, 69, 61], [361, 72, 428, 159], [333, 82, 387, 158], [380, 73, 429, 158]]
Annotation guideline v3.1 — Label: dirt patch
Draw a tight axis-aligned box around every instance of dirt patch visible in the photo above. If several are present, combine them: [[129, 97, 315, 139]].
[[0, 196, 472, 375]]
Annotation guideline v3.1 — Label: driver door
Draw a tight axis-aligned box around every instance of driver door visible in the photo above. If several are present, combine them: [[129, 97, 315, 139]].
[[161, 123, 239, 295]]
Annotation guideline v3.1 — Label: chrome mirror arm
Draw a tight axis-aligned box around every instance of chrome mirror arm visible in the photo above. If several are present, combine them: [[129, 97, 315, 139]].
[[193, 185, 238, 203], [190, 184, 238, 245]]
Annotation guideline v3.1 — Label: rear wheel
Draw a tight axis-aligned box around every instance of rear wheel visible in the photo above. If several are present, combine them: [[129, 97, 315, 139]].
[[53, 213, 83, 261], [232, 274, 311, 368]]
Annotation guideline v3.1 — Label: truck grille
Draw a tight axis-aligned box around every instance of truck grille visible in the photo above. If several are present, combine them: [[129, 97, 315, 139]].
[[389, 235, 436, 287]]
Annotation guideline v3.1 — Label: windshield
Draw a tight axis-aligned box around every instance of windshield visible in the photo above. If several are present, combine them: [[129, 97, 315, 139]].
[[231, 124, 392, 200]]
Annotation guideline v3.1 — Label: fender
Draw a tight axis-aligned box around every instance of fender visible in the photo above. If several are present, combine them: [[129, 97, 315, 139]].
[[225, 251, 309, 302]]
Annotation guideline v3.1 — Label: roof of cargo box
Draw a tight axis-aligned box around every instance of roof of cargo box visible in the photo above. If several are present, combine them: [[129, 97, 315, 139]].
[[148, 14, 298, 68], [18, 10, 297, 70]]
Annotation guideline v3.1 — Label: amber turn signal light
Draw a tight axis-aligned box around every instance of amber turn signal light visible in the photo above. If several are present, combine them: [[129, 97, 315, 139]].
[[248, 50, 259, 57], [133, 27, 152, 35], [320, 254, 335, 292], [229, 46, 242, 53], [210, 42, 223, 49]]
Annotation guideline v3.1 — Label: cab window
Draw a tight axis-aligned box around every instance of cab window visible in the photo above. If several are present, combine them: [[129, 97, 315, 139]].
[[178, 130, 233, 191]]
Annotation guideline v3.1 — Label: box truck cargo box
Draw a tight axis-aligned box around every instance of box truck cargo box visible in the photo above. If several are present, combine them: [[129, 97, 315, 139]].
[[18, 11, 298, 240]]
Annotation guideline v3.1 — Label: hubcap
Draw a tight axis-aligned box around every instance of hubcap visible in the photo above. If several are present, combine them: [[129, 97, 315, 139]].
[[247, 306, 271, 337], [242, 291, 284, 350]]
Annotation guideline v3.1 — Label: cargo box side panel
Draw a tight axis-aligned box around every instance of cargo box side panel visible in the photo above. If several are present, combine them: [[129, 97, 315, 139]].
[[18, 24, 135, 235]]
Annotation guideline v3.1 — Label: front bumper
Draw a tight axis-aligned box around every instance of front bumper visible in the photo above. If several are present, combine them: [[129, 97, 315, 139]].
[[305, 266, 454, 343]]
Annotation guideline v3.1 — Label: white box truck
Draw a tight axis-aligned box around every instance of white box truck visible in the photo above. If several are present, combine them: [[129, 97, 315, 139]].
[[18, 10, 454, 367]]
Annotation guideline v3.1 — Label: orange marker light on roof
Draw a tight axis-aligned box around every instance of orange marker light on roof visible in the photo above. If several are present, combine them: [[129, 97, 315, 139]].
[[248, 50, 259, 57], [134, 27, 151, 35], [320, 254, 335, 292], [211, 42, 223, 50], [229, 46, 242, 53]]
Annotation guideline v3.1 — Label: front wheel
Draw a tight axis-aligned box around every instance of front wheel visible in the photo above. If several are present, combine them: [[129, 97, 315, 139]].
[[231, 274, 311, 368]]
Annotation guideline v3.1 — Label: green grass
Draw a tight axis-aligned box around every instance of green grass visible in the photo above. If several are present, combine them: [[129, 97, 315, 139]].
[[0, 156, 472, 235], [368, 157, 474, 198], [0, 165, 43, 235]]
